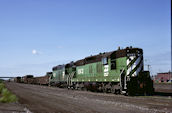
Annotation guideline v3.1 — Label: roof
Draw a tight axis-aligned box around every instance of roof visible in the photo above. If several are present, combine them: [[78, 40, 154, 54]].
[[84, 51, 113, 64], [75, 47, 143, 66], [52, 65, 65, 71], [65, 61, 75, 68], [46, 72, 52, 75], [52, 47, 143, 67], [23, 75, 34, 78], [75, 59, 85, 66]]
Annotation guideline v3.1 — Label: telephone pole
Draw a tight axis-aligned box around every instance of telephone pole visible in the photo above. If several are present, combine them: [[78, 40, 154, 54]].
[[147, 65, 150, 71]]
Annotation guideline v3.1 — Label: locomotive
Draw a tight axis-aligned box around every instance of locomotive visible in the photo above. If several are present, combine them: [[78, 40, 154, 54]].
[[49, 47, 154, 95], [14, 46, 154, 95]]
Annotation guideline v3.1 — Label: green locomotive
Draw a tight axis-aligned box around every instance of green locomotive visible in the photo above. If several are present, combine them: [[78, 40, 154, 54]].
[[49, 47, 154, 95]]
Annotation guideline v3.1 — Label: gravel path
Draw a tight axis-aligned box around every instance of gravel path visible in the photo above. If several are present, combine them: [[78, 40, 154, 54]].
[[5, 82, 172, 113]]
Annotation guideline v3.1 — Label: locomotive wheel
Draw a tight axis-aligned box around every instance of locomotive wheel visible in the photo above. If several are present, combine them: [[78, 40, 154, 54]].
[[111, 88, 115, 94], [103, 88, 107, 93], [111, 85, 120, 94], [113, 89, 120, 94], [103, 88, 108, 93]]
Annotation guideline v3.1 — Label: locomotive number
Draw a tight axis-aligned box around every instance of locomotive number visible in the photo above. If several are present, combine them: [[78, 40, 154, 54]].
[[104, 65, 109, 76], [78, 69, 84, 74]]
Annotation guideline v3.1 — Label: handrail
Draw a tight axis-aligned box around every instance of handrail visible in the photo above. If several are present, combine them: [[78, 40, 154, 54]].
[[119, 68, 125, 88]]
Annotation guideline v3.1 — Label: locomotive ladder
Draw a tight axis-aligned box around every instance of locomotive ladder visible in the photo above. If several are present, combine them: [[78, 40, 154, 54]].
[[119, 68, 126, 93], [67, 72, 75, 87]]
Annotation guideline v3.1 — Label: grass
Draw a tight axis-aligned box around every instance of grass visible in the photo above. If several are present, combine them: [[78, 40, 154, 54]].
[[0, 79, 4, 83], [0, 83, 18, 103]]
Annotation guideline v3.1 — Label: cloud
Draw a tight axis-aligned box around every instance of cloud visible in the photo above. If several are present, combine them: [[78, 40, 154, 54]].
[[32, 49, 42, 55], [32, 49, 37, 55]]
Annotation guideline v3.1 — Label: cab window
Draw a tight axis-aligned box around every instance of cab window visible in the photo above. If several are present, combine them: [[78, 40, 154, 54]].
[[102, 57, 108, 65], [111, 60, 116, 70]]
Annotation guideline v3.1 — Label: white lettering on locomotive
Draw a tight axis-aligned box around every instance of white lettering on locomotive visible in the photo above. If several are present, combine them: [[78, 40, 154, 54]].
[[78, 69, 84, 74], [104, 65, 109, 76]]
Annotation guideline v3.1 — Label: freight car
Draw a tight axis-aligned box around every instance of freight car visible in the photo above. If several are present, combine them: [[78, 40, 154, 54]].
[[50, 47, 154, 95], [22, 75, 34, 84], [35, 72, 52, 85], [14, 76, 21, 83], [19, 72, 52, 85]]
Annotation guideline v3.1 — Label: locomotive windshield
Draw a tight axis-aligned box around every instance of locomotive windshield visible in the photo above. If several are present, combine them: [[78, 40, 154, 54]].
[[102, 57, 108, 65]]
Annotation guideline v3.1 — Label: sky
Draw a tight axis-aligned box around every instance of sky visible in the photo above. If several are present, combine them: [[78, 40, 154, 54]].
[[0, 0, 171, 77]]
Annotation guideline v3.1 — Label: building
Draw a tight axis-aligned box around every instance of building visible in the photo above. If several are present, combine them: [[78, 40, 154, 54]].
[[154, 72, 172, 83]]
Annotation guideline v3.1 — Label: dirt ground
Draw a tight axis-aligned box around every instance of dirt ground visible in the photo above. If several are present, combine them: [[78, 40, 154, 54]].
[[3, 82, 172, 113], [0, 103, 31, 113]]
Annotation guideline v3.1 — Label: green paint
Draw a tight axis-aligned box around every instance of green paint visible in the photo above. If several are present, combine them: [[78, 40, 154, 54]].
[[72, 57, 127, 82], [50, 67, 66, 83]]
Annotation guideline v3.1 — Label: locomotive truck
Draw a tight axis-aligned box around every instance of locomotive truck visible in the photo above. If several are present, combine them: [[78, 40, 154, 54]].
[[49, 47, 154, 95]]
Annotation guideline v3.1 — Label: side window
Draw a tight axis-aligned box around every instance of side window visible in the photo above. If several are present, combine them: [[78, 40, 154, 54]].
[[111, 60, 116, 70], [102, 57, 108, 65]]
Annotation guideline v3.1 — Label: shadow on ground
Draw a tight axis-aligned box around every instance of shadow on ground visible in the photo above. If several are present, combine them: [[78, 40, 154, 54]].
[[154, 92, 172, 96]]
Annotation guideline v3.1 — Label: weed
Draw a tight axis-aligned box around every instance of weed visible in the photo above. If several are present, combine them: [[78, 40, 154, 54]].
[[0, 83, 18, 103], [0, 83, 5, 93]]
